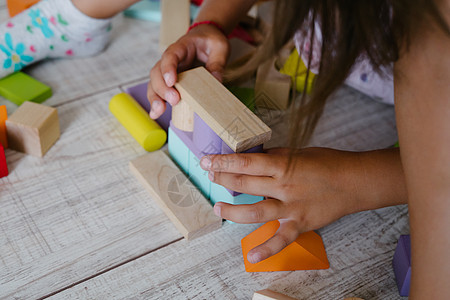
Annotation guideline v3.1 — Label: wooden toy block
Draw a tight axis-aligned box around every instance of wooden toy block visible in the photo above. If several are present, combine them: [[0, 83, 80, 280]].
[[125, 81, 172, 132], [188, 150, 211, 199], [0, 72, 52, 106], [210, 182, 263, 205], [0, 143, 8, 178], [7, 0, 40, 17], [109, 93, 167, 151], [159, 0, 190, 52], [172, 98, 195, 132], [241, 220, 329, 272], [168, 127, 190, 174], [6, 101, 59, 157], [175, 67, 272, 152], [129, 150, 222, 240], [279, 48, 315, 94], [255, 58, 292, 110], [0, 105, 8, 148], [253, 289, 298, 300], [392, 235, 411, 297]]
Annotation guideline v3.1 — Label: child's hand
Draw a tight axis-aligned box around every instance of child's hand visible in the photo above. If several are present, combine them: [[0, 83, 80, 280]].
[[147, 24, 229, 119], [200, 147, 406, 264]]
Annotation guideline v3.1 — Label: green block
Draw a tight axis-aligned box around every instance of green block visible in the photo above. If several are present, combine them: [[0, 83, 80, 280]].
[[227, 86, 255, 112], [168, 127, 189, 174], [0, 72, 52, 105]]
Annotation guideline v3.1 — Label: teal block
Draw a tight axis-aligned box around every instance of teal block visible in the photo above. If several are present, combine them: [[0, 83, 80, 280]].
[[210, 182, 263, 205], [168, 127, 189, 174], [124, 0, 161, 22], [188, 150, 211, 199]]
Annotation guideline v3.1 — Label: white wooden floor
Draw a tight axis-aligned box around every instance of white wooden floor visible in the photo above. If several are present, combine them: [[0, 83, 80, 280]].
[[0, 2, 409, 299]]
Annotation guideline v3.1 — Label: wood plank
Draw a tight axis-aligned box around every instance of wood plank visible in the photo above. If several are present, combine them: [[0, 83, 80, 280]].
[[129, 150, 222, 240], [253, 289, 298, 300], [0, 89, 182, 299], [175, 67, 272, 152]]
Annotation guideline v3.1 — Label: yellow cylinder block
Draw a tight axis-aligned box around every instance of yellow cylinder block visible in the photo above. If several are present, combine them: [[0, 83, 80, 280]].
[[109, 93, 167, 151]]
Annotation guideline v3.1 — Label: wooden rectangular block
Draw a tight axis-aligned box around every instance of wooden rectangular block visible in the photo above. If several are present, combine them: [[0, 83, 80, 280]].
[[129, 150, 222, 240], [7, 0, 40, 17], [0, 72, 52, 105], [0, 143, 8, 178], [6, 101, 60, 157], [255, 58, 292, 110], [159, 0, 190, 52], [175, 67, 272, 152], [0, 105, 7, 148], [253, 289, 298, 300]]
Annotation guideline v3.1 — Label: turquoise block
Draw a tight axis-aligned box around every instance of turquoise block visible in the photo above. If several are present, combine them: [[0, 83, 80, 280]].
[[168, 128, 189, 174], [188, 150, 211, 199], [210, 182, 263, 205]]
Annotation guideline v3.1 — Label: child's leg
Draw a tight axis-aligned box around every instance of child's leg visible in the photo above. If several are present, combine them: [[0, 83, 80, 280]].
[[0, 0, 141, 78]]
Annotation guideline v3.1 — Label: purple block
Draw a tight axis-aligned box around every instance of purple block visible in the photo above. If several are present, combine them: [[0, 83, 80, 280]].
[[392, 235, 411, 297], [193, 114, 222, 156], [126, 81, 172, 132], [169, 121, 202, 159]]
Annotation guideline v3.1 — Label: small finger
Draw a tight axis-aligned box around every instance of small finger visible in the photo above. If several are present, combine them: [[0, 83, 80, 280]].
[[160, 45, 191, 87], [201, 153, 286, 177], [147, 83, 167, 119], [210, 172, 278, 198], [247, 220, 299, 264], [214, 198, 283, 223], [149, 63, 180, 106]]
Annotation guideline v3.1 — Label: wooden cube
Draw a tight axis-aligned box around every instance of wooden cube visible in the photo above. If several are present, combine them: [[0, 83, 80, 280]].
[[6, 101, 60, 157]]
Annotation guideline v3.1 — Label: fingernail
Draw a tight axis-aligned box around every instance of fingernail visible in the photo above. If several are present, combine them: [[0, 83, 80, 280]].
[[149, 109, 158, 119], [200, 156, 211, 170], [152, 99, 161, 111], [248, 252, 263, 264], [208, 171, 214, 181], [211, 71, 223, 82], [165, 90, 178, 106], [163, 73, 173, 86], [213, 203, 221, 217]]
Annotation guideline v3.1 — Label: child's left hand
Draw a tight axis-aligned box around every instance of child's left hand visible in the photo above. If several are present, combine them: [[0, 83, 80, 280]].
[[200, 147, 406, 264]]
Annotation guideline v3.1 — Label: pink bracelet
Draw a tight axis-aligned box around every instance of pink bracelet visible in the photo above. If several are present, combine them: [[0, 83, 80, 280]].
[[188, 21, 227, 36]]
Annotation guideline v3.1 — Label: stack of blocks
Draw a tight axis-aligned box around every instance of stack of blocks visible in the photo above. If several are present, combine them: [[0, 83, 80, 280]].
[[168, 66, 272, 207]]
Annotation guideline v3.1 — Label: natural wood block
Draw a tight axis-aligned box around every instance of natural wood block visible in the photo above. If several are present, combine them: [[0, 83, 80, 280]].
[[159, 0, 190, 52], [0, 72, 52, 106], [129, 150, 222, 240], [0, 105, 7, 148], [0, 143, 8, 178], [241, 220, 329, 272], [171, 98, 194, 132], [255, 58, 292, 110], [6, 101, 60, 157], [7, 0, 40, 17], [175, 67, 272, 152], [253, 289, 298, 300]]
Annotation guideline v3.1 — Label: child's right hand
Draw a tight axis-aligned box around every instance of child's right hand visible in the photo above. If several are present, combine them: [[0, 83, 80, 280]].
[[147, 24, 230, 119]]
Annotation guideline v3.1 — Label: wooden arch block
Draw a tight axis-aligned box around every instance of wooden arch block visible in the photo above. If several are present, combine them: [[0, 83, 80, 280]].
[[241, 220, 329, 272]]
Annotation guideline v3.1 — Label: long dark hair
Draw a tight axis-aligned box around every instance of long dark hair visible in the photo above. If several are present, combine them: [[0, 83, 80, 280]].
[[225, 0, 449, 149]]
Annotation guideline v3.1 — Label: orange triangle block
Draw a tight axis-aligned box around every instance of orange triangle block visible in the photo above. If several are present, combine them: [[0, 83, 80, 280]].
[[241, 220, 329, 272]]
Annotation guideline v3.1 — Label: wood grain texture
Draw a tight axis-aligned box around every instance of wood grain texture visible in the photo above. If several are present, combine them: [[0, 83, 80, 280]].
[[175, 67, 272, 152], [6, 101, 60, 157], [253, 289, 298, 300], [129, 150, 222, 240], [159, 0, 190, 52], [171, 99, 194, 132]]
